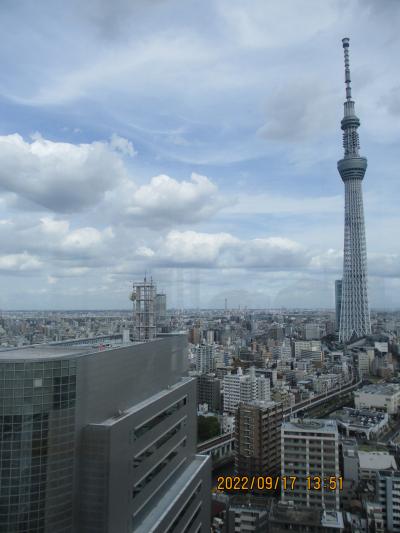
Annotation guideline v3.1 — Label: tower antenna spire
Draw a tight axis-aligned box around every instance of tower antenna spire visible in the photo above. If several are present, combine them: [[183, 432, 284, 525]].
[[342, 37, 352, 101], [337, 37, 370, 343]]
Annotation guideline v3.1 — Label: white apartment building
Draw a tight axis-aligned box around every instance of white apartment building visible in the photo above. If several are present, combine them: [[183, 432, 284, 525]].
[[223, 367, 270, 412], [271, 342, 292, 361], [357, 349, 374, 378], [359, 451, 397, 482], [194, 344, 216, 374], [281, 419, 340, 510], [354, 384, 400, 415], [294, 340, 322, 358]]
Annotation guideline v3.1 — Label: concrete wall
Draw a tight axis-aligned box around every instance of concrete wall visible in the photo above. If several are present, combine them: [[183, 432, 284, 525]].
[[75, 334, 187, 425]]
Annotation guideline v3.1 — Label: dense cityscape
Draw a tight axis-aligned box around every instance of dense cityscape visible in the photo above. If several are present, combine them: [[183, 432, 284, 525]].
[[1, 1, 399, 532], [2, 292, 400, 531]]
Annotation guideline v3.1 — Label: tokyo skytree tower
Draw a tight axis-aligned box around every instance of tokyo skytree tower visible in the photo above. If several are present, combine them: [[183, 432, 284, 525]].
[[338, 38, 371, 343]]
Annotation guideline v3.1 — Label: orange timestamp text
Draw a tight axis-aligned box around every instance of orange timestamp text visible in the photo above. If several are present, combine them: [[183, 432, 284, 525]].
[[216, 475, 344, 492], [216, 476, 297, 491]]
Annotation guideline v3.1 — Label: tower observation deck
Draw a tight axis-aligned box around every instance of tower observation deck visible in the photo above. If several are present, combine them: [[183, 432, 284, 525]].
[[337, 38, 371, 343]]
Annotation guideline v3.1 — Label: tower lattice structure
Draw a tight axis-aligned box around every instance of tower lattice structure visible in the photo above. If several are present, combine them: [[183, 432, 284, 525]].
[[338, 38, 371, 343]]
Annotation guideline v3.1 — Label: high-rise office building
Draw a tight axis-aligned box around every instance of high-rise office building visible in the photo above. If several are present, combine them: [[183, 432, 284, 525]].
[[281, 419, 340, 510], [0, 334, 210, 532], [337, 38, 371, 342], [235, 401, 283, 479], [335, 280, 342, 331]]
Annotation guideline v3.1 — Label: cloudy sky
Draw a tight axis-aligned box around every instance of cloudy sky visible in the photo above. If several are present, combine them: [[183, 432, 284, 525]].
[[0, 0, 399, 310]]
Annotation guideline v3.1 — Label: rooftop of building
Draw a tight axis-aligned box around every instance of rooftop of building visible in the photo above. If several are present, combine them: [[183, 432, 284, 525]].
[[238, 400, 281, 410], [283, 418, 338, 433], [91, 376, 193, 427], [0, 333, 185, 362], [332, 407, 387, 428], [359, 451, 397, 471], [269, 502, 344, 529], [355, 383, 400, 396]]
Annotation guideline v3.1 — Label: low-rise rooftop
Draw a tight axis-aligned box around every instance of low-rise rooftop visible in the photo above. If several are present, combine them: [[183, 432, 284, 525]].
[[283, 418, 338, 434], [355, 383, 400, 396], [269, 502, 344, 529], [333, 407, 387, 429], [359, 451, 397, 472]]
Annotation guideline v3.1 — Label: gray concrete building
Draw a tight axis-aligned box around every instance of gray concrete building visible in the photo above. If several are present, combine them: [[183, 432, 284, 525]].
[[376, 471, 400, 532], [0, 333, 210, 533], [281, 419, 340, 510], [197, 373, 221, 412]]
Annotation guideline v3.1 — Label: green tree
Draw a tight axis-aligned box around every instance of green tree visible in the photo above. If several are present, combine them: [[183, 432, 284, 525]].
[[197, 415, 220, 442]]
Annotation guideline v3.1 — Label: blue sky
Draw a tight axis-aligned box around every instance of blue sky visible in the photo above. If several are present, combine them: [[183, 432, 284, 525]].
[[0, 0, 399, 309]]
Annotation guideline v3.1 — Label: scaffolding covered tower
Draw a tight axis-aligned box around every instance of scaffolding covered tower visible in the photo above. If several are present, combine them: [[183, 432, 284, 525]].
[[130, 277, 157, 341]]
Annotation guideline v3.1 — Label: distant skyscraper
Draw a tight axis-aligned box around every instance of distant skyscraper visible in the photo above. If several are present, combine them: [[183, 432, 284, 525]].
[[337, 38, 371, 342], [155, 292, 167, 322], [335, 279, 342, 330]]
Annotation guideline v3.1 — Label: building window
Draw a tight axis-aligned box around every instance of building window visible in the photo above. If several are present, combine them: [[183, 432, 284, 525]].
[[133, 417, 187, 468], [133, 396, 188, 440], [166, 482, 202, 532], [132, 439, 186, 499]]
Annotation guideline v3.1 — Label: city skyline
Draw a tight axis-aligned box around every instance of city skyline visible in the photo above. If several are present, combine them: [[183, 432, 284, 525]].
[[0, 1, 399, 310]]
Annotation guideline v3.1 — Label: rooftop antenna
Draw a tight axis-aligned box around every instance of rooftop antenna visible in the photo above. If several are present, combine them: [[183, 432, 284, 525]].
[[340, 37, 361, 157], [342, 37, 352, 101]]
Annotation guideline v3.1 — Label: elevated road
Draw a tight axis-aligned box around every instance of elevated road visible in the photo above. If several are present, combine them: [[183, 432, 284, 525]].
[[283, 377, 362, 419], [196, 377, 363, 466]]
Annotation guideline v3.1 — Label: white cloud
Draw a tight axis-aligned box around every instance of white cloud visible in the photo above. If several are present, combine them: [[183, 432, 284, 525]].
[[225, 193, 343, 216], [62, 226, 113, 250], [146, 230, 309, 269], [40, 216, 70, 235], [310, 249, 343, 271], [0, 134, 129, 212], [0, 2, 399, 308], [159, 230, 238, 266], [136, 246, 155, 258], [120, 173, 224, 226], [369, 253, 400, 278], [219, 0, 339, 49], [0, 252, 42, 272], [110, 133, 137, 157]]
